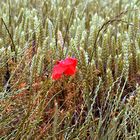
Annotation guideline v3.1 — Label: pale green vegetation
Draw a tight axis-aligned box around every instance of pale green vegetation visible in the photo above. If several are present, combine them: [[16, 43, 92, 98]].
[[0, 0, 140, 139]]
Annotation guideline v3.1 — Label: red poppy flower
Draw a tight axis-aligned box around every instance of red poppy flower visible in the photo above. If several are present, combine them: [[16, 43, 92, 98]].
[[52, 57, 78, 80]]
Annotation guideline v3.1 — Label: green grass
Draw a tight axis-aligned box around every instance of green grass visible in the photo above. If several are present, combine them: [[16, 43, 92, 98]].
[[0, 0, 140, 139]]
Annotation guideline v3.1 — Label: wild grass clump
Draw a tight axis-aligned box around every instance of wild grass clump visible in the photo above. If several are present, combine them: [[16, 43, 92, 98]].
[[0, 0, 140, 139]]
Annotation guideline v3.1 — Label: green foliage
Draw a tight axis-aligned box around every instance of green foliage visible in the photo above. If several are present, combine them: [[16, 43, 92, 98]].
[[0, 0, 140, 139]]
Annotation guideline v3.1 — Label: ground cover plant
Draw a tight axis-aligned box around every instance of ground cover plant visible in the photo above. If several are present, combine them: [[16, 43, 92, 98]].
[[0, 0, 140, 139]]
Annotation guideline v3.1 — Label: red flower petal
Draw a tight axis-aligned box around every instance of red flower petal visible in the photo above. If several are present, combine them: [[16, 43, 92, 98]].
[[59, 57, 77, 67], [64, 66, 76, 75], [52, 73, 62, 80], [52, 65, 66, 80], [52, 57, 78, 80]]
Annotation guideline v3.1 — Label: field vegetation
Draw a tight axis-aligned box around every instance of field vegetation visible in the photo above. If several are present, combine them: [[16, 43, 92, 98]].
[[0, 0, 140, 139]]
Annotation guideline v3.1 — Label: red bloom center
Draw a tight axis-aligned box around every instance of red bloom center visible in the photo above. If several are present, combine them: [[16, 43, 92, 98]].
[[52, 57, 78, 80]]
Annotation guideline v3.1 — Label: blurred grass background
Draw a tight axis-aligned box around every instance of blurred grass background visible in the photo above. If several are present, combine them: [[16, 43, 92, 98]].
[[0, 0, 140, 139]]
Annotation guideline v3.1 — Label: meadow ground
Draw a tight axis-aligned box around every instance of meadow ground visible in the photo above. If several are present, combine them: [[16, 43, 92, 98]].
[[0, 0, 140, 139]]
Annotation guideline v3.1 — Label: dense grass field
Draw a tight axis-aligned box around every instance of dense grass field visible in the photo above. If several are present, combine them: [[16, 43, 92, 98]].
[[0, 0, 140, 139]]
